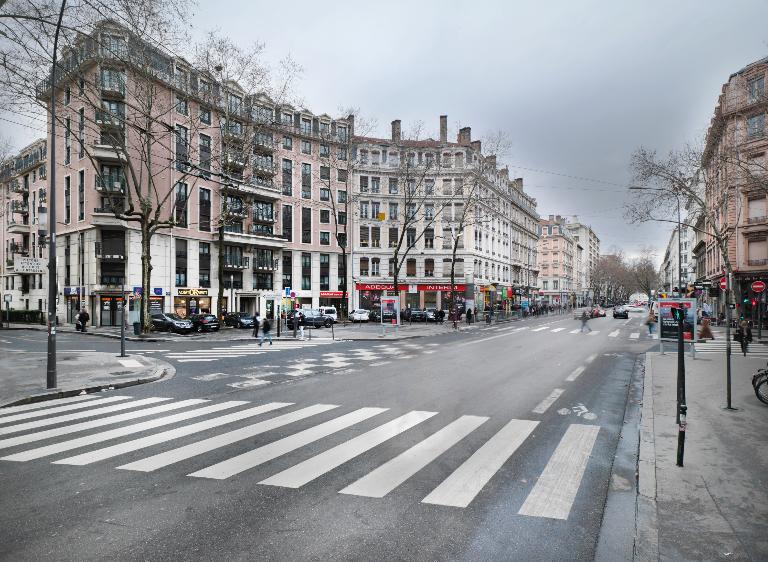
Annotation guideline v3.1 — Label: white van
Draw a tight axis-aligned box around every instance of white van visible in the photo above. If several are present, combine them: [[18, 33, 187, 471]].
[[319, 306, 338, 323]]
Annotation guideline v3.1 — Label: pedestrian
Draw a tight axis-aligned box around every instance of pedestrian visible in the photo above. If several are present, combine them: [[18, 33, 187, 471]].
[[580, 310, 591, 332], [259, 316, 273, 346], [253, 312, 261, 338], [466, 308, 473, 325], [645, 311, 655, 335], [698, 317, 714, 341], [450, 308, 458, 331], [438, 309, 445, 324], [735, 320, 753, 356], [79, 309, 89, 333]]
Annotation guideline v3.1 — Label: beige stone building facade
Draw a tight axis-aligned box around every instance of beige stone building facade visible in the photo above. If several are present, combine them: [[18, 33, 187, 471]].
[[537, 215, 575, 306]]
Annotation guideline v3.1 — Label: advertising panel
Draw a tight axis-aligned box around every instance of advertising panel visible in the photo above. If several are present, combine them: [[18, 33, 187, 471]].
[[658, 298, 697, 341], [380, 295, 400, 326]]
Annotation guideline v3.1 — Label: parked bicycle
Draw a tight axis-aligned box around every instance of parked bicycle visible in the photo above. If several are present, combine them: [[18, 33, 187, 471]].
[[753, 362, 768, 405]]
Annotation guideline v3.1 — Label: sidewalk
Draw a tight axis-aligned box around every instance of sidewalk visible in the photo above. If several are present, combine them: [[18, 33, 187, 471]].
[[0, 322, 179, 342], [637, 351, 768, 561], [0, 351, 175, 407]]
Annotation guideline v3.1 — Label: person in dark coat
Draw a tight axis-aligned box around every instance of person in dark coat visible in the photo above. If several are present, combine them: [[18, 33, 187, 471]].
[[79, 309, 90, 333], [259, 317, 273, 346], [735, 320, 753, 356], [466, 308, 473, 324]]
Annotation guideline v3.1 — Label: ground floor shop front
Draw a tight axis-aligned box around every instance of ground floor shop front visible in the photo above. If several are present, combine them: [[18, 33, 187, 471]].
[[355, 283, 470, 314]]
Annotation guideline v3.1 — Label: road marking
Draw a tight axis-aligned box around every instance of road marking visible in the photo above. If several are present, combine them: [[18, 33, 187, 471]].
[[422, 419, 539, 508], [456, 331, 514, 348], [0, 394, 97, 416], [369, 361, 391, 367], [587, 331, 600, 336], [517, 424, 600, 520], [585, 354, 597, 364], [0, 395, 131, 425], [118, 404, 338, 472], [192, 373, 232, 381], [118, 359, 142, 368], [531, 326, 550, 332], [176, 359, 221, 363], [532, 389, 565, 414], [1, 401, 242, 462], [623, 319, 632, 325], [566, 366, 585, 382], [260, 411, 438, 489], [551, 328, 565, 333], [629, 333, 640, 339], [0, 399, 205, 450], [54, 402, 292, 466], [608, 330, 620, 337], [569, 329, 580, 334], [189, 407, 387, 480], [339, 415, 488, 498]]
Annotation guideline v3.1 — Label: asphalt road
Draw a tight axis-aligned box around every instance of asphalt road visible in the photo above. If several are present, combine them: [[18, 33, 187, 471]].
[[0, 312, 657, 561]]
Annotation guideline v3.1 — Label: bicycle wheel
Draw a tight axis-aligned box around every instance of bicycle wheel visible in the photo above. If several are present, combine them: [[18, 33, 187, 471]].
[[753, 372, 768, 405]]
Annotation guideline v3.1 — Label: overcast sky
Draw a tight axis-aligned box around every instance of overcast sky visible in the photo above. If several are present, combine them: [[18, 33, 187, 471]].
[[4, 0, 768, 262]]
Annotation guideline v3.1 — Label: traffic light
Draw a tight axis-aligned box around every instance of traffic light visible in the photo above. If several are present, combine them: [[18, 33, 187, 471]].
[[671, 307, 684, 321]]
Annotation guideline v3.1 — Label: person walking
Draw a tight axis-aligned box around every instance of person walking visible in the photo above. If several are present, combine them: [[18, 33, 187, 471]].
[[466, 308, 473, 325], [253, 312, 261, 339], [645, 311, 655, 336], [735, 320, 753, 356], [580, 310, 592, 332], [258, 316, 273, 346], [79, 309, 89, 333]]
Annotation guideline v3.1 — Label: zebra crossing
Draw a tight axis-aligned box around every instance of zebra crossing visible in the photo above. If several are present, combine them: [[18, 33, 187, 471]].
[[0, 394, 600, 520], [163, 338, 339, 363], [693, 341, 768, 357]]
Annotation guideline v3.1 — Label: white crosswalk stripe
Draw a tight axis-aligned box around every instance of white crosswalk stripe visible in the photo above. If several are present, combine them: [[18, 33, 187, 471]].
[[608, 330, 619, 337], [694, 343, 768, 356], [531, 326, 550, 332], [0, 395, 131, 425], [551, 328, 565, 333], [0, 396, 601, 519], [164, 340, 339, 363], [0, 394, 97, 417]]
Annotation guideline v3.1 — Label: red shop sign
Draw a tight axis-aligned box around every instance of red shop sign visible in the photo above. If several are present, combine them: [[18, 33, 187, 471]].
[[355, 283, 466, 292], [319, 291, 346, 298]]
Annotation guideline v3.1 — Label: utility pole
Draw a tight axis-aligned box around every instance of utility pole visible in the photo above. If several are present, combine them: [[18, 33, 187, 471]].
[[725, 271, 735, 409], [46, 0, 68, 390]]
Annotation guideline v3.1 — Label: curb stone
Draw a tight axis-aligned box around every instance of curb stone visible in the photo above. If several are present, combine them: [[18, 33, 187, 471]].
[[635, 354, 660, 561]]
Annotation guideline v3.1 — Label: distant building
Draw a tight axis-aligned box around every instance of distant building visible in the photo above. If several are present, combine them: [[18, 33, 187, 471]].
[[537, 215, 575, 305], [566, 218, 600, 306]]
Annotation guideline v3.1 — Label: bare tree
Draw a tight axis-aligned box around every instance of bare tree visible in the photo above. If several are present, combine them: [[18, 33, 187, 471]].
[[630, 247, 660, 301], [590, 252, 633, 304]]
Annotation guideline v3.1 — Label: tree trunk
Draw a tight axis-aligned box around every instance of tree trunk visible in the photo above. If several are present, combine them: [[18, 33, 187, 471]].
[[140, 225, 152, 334], [340, 248, 347, 326], [450, 235, 460, 317], [217, 218, 225, 319], [392, 250, 400, 312]]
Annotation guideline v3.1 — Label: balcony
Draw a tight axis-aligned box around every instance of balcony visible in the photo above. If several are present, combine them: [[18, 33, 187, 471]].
[[11, 201, 29, 214], [99, 75, 126, 98], [7, 219, 30, 233], [96, 175, 126, 194], [9, 241, 29, 255], [226, 205, 249, 219], [252, 160, 276, 176], [747, 215, 767, 224], [95, 108, 125, 128], [95, 241, 125, 260], [9, 180, 27, 194], [220, 124, 245, 144], [223, 255, 250, 270], [223, 151, 247, 170], [253, 259, 276, 271], [748, 258, 768, 267], [254, 136, 276, 152]]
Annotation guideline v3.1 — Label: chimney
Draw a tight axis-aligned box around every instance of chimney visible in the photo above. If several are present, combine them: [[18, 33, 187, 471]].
[[346, 113, 355, 136], [486, 155, 497, 169], [439, 115, 448, 143], [470, 140, 482, 154], [391, 119, 401, 142], [458, 126, 472, 145], [500, 166, 509, 181], [549, 214, 555, 222]]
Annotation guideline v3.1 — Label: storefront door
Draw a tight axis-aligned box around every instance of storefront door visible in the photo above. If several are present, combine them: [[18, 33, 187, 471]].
[[99, 296, 124, 327]]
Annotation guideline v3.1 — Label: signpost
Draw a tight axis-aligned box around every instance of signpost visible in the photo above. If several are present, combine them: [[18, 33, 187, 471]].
[[719, 277, 727, 291], [3, 294, 10, 329], [752, 280, 766, 293], [753, 281, 766, 340], [670, 306, 687, 467]]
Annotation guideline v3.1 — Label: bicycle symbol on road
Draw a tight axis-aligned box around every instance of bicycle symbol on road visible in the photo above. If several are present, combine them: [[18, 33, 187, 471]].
[[557, 403, 597, 420]]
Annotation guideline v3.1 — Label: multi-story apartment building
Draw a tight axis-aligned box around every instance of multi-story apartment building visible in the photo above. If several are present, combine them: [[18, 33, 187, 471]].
[[1, 139, 49, 314], [1, 20, 351, 327], [537, 215, 575, 305], [566, 218, 600, 306], [660, 223, 694, 293], [702, 56, 768, 319], [351, 117, 539, 314]]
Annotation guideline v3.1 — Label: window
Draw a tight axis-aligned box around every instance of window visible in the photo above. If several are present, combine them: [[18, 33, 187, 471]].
[[320, 231, 330, 245], [371, 177, 381, 193], [424, 228, 434, 248], [200, 107, 211, 124], [64, 236, 70, 285], [175, 125, 188, 170], [388, 178, 399, 194], [320, 144, 330, 157], [389, 227, 399, 248], [749, 76, 765, 103], [747, 113, 765, 139], [301, 163, 311, 198], [338, 211, 347, 225], [174, 182, 188, 227], [337, 190, 347, 203], [406, 204, 417, 219], [282, 159, 293, 196], [199, 187, 211, 231], [302, 207, 312, 243], [199, 242, 210, 288], [406, 258, 416, 277], [176, 95, 188, 115], [301, 252, 311, 290], [64, 86, 71, 105], [281, 112, 292, 125], [320, 166, 331, 181], [424, 204, 434, 220], [360, 226, 369, 247], [371, 201, 380, 218], [320, 187, 330, 201], [388, 258, 395, 276], [282, 251, 292, 289], [425, 259, 434, 277], [199, 134, 211, 174], [283, 136, 292, 150], [175, 239, 187, 287], [360, 201, 369, 219], [553, 280, 559, 290], [337, 169, 348, 183], [77, 170, 84, 221], [337, 146, 348, 160], [337, 125, 348, 142], [301, 118, 312, 134], [282, 205, 293, 242], [78, 108, 84, 158], [389, 202, 398, 220], [425, 179, 434, 195], [320, 209, 330, 224], [64, 176, 71, 223], [301, 140, 311, 155], [254, 272, 273, 290], [64, 117, 71, 164], [371, 257, 380, 276], [359, 177, 369, 193], [406, 228, 416, 247], [360, 257, 369, 276], [371, 226, 380, 248], [320, 254, 330, 290]]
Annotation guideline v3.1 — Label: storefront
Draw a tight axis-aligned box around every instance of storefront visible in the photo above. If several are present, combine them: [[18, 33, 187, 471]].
[[99, 294, 125, 326], [356, 283, 467, 312], [174, 288, 214, 318], [63, 287, 84, 323], [319, 291, 346, 308]]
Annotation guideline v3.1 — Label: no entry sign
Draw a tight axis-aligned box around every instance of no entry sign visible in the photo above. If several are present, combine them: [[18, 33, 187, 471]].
[[752, 280, 766, 293], [719, 277, 727, 290]]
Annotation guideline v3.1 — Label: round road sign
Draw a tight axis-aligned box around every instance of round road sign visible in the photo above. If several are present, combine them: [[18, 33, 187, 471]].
[[719, 277, 727, 290], [752, 280, 766, 293]]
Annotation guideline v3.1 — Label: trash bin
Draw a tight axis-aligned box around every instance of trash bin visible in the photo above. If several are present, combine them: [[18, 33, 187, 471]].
[[133, 322, 141, 335]]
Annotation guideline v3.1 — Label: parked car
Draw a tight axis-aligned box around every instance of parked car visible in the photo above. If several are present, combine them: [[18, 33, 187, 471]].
[[304, 309, 333, 328], [425, 308, 438, 322], [369, 308, 396, 323], [319, 306, 338, 323], [150, 313, 193, 334], [409, 309, 427, 322], [349, 309, 370, 322], [190, 313, 220, 332], [286, 309, 305, 329], [224, 312, 255, 329], [613, 306, 629, 319]]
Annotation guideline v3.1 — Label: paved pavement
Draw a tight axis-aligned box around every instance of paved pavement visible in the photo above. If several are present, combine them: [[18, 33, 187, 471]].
[[637, 351, 768, 561]]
